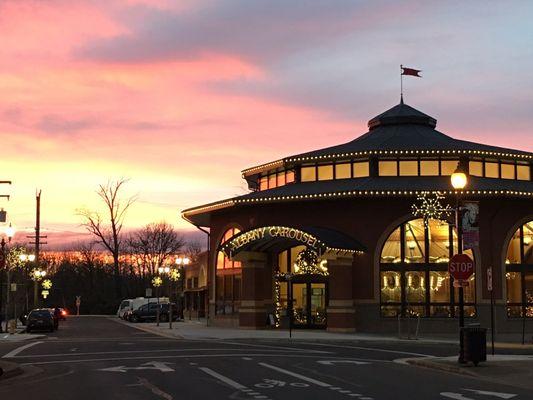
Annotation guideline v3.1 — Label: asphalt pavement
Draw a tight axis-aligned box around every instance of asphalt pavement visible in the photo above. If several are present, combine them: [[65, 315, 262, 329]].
[[0, 316, 531, 399]]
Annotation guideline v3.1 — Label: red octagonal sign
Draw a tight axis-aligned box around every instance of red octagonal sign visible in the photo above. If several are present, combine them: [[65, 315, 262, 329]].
[[448, 254, 475, 280]]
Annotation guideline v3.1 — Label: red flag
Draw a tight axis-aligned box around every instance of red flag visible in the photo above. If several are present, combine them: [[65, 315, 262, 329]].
[[401, 67, 422, 77]]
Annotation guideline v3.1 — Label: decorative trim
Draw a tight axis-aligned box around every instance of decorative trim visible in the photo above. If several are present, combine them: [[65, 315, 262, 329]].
[[182, 189, 533, 219], [285, 149, 533, 163], [241, 159, 284, 176]]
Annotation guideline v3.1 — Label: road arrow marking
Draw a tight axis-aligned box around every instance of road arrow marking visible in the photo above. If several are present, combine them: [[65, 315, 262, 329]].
[[440, 393, 475, 400], [463, 389, 517, 399], [317, 360, 370, 366], [98, 361, 174, 373]]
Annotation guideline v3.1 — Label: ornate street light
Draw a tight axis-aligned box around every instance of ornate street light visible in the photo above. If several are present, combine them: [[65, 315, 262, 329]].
[[451, 164, 469, 364]]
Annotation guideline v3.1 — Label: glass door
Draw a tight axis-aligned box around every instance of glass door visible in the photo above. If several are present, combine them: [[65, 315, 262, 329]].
[[289, 281, 327, 328]]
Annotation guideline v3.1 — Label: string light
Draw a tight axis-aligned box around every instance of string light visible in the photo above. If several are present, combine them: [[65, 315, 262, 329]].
[[411, 192, 453, 226]]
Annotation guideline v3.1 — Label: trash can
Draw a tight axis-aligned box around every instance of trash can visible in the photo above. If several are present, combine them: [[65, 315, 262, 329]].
[[461, 324, 487, 366]]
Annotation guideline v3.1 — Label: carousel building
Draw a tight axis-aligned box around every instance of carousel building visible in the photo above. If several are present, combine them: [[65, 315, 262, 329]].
[[182, 99, 533, 333]]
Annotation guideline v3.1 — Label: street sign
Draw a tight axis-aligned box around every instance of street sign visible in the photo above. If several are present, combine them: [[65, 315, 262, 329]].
[[145, 288, 153, 297], [487, 267, 493, 291], [10, 283, 17, 292], [448, 254, 475, 281]]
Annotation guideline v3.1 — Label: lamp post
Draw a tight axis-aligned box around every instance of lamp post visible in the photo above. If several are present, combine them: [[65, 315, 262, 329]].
[[451, 165, 468, 364], [152, 275, 163, 326], [158, 266, 171, 328], [31, 268, 47, 309], [19, 253, 35, 312], [0, 224, 14, 333], [175, 256, 190, 320]]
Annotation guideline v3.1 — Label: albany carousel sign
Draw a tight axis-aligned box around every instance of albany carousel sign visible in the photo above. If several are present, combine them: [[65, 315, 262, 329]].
[[221, 226, 327, 257]]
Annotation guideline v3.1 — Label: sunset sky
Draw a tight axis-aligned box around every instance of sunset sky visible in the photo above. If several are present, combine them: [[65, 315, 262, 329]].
[[1, 0, 532, 245]]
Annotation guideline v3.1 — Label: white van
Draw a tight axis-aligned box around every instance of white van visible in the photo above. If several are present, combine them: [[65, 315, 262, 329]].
[[117, 297, 169, 319]]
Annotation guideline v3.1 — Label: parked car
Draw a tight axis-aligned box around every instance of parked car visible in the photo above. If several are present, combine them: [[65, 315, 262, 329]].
[[117, 297, 168, 319], [128, 303, 178, 323], [26, 309, 55, 333]]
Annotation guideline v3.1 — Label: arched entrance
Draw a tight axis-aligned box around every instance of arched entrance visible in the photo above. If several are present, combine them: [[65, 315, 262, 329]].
[[220, 226, 365, 330]]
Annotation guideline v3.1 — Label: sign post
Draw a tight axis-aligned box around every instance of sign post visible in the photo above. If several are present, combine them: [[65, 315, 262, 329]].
[[449, 253, 475, 363], [76, 295, 81, 316], [487, 267, 495, 355]]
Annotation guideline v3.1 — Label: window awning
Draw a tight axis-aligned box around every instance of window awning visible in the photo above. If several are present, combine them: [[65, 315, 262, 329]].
[[219, 226, 365, 258]]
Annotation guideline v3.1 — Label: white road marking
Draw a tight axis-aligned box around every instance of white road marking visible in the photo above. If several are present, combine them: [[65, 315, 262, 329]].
[[198, 367, 272, 400], [13, 347, 299, 358], [299, 341, 432, 357], [463, 389, 517, 399], [258, 362, 331, 387], [317, 360, 370, 365], [21, 354, 372, 366], [243, 357, 253, 360], [440, 393, 475, 400], [198, 367, 247, 389], [2, 341, 44, 358], [98, 361, 174, 373]]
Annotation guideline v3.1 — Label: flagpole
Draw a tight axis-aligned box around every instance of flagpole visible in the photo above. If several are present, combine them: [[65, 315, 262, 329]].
[[400, 64, 403, 103]]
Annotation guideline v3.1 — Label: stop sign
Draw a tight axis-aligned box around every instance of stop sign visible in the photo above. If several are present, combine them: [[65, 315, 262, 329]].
[[448, 254, 475, 280]]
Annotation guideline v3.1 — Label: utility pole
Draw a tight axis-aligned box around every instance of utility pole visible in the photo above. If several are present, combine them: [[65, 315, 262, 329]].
[[27, 190, 47, 308], [0, 180, 12, 333]]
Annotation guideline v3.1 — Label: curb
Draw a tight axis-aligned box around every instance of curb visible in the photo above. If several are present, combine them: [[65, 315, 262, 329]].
[[0, 361, 23, 381], [109, 317, 184, 340], [406, 357, 480, 377]]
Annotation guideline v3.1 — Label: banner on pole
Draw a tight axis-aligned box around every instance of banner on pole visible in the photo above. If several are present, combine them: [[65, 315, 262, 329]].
[[462, 201, 479, 250]]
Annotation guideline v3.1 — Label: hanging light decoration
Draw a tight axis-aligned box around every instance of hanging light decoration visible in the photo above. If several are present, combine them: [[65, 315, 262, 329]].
[[293, 249, 328, 276], [411, 191, 453, 226]]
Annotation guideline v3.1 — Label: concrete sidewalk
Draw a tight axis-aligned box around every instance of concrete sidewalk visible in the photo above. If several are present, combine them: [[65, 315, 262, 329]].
[[113, 318, 533, 349], [407, 355, 533, 391], [114, 317, 438, 342], [0, 321, 45, 342]]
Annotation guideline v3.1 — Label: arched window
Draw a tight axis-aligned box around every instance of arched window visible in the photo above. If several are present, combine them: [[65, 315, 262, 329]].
[[380, 218, 475, 318], [215, 227, 241, 316], [505, 221, 533, 317]]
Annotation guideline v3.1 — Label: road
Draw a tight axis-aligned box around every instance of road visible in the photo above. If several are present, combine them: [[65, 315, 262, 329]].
[[0, 316, 531, 399]]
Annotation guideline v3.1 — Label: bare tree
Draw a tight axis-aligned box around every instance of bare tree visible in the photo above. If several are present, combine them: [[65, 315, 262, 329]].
[[186, 240, 203, 262], [78, 179, 136, 297], [127, 222, 185, 276]]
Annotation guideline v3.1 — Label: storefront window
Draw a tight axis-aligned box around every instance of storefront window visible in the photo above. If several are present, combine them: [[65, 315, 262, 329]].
[[506, 221, 533, 317], [216, 227, 242, 315], [380, 218, 476, 318], [380, 227, 400, 263]]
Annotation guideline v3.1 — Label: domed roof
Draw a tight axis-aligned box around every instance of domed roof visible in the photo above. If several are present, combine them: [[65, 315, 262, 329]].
[[285, 101, 532, 162]]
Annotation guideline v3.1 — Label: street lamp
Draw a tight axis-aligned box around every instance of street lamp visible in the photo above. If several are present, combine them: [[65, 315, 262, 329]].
[[152, 275, 163, 326], [451, 164, 468, 363], [175, 257, 190, 320], [31, 268, 47, 308], [0, 223, 14, 333]]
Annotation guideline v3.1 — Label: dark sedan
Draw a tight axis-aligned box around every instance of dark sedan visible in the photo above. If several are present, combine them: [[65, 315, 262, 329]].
[[26, 309, 55, 333]]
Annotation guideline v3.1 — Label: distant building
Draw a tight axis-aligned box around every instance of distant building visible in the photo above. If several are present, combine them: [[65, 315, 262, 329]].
[[183, 100, 533, 333]]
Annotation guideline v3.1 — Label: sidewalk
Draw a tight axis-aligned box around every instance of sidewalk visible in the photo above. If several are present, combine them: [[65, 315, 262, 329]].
[[407, 355, 533, 391], [114, 318, 441, 342], [113, 318, 533, 349], [0, 321, 44, 342]]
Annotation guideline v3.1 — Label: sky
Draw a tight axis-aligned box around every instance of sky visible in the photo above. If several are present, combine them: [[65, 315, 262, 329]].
[[1, 0, 532, 246]]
